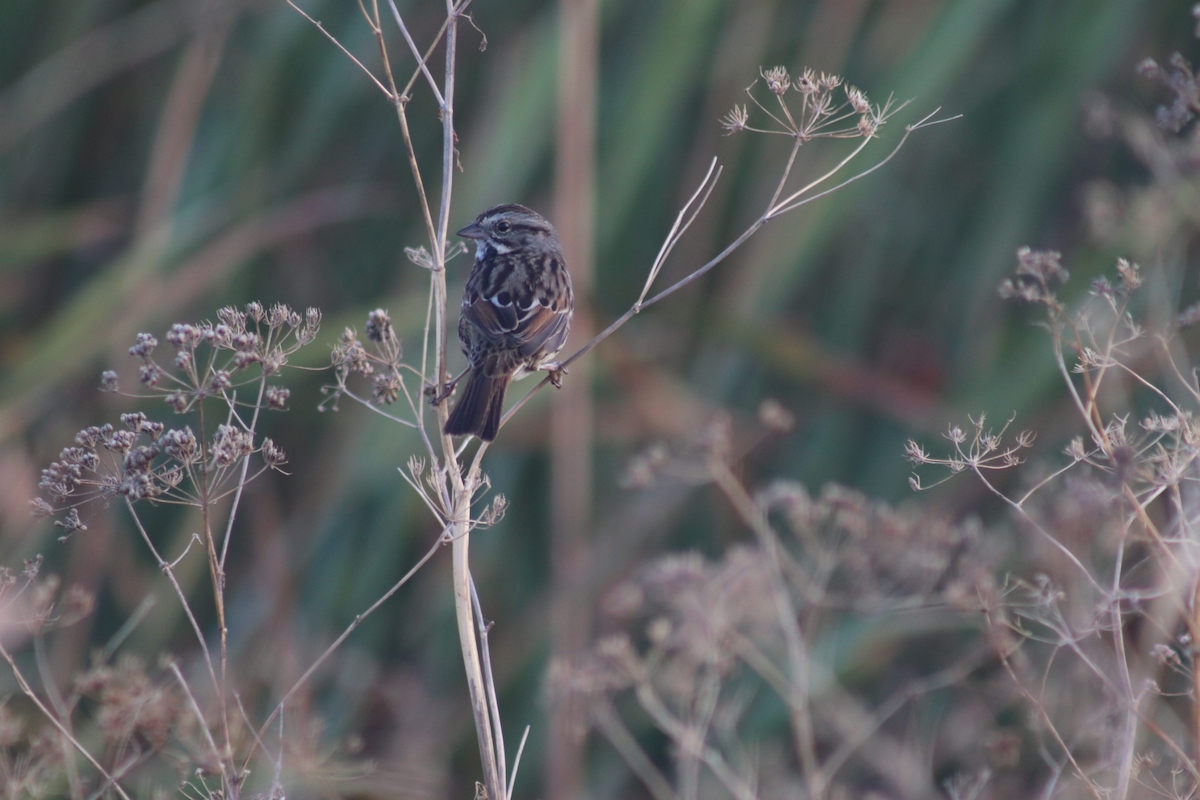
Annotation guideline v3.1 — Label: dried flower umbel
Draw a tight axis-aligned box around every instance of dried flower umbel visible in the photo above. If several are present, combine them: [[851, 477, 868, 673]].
[[325, 308, 416, 414], [1137, 51, 1200, 132], [909, 246, 1200, 796], [721, 66, 899, 142], [114, 302, 319, 413], [25, 303, 316, 798], [35, 302, 312, 538], [35, 407, 289, 542], [551, 477, 993, 800]]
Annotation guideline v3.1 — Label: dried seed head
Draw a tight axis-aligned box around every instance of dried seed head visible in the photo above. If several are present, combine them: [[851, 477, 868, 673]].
[[1002, 247, 1069, 303], [267, 303, 293, 329], [164, 392, 190, 413], [23, 555, 42, 581], [1115, 257, 1142, 292], [54, 508, 88, 539], [210, 425, 253, 467], [845, 85, 869, 114], [265, 386, 290, 410], [138, 364, 161, 386], [159, 427, 200, 463], [795, 68, 818, 95], [218, 305, 248, 333], [904, 440, 930, 464], [332, 329, 372, 375], [128, 333, 158, 359], [720, 104, 749, 134], [261, 438, 287, 470], [372, 371, 401, 405], [166, 323, 201, 350], [208, 370, 232, 392], [233, 350, 261, 369], [101, 371, 119, 392], [762, 66, 790, 95], [366, 309, 393, 343], [29, 498, 54, 519]]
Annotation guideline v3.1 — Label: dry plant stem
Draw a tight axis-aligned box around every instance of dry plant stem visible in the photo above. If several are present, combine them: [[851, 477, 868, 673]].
[[368, 0, 439, 250], [681, 668, 721, 800], [591, 699, 680, 800], [385, 0, 446, 105], [988, 614, 1103, 798], [1192, 560, 1200, 769], [1034, 599, 1199, 780], [972, 467, 1105, 594], [170, 662, 224, 768], [507, 726, 531, 800], [284, 0, 391, 96], [0, 638, 133, 800], [470, 577, 507, 794], [125, 498, 222, 715], [708, 456, 823, 800], [194, 402, 235, 784], [243, 529, 446, 773], [820, 654, 986, 783], [84, 754, 143, 800], [632, 678, 757, 800], [128, 497, 231, 789], [296, 0, 506, 790], [1109, 516, 1136, 800], [1003, 601, 1200, 788], [34, 635, 82, 798], [1050, 324, 1106, 449], [451, 495, 503, 799], [218, 379, 267, 569], [234, 693, 275, 765], [426, 2, 504, 796], [503, 112, 952, 429]]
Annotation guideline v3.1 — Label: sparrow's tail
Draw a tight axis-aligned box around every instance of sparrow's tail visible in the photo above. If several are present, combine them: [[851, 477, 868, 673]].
[[443, 369, 510, 442]]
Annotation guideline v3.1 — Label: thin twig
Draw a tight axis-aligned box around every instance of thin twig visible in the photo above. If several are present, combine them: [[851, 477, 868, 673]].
[[709, 456, 823, 799], [125, 498, 222, 702], [501, 110, 951, 432], [385, 0, 445, 106], [243, 530, 446, 772], [169, 662, 224, 767], [591, 700, 680, 800], [286, 0, 391, 97], [0, 639, 133, 800], [507, 725, 531, 800], [471, 576, 507, 799]]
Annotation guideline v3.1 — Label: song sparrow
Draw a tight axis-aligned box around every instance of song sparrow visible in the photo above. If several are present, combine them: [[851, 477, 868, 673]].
[[443, 204, 574, 441]]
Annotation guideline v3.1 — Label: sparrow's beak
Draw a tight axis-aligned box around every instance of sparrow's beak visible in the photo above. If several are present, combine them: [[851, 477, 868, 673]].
[[456, 221, 485, 239]]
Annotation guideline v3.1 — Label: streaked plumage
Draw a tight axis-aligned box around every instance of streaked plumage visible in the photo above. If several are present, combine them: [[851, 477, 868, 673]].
[[444, 204, 574, 441]]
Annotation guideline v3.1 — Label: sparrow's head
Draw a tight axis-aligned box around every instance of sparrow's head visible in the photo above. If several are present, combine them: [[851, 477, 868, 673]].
[[457, 204, 560, 257]]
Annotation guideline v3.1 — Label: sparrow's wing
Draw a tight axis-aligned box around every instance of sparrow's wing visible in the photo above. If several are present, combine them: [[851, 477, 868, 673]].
[[462, 249, 573, 356], [461, 297, 570, 357]]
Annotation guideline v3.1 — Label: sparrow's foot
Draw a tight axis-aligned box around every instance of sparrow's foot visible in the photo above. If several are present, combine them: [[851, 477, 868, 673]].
[[428, 369, 467, 406], [541, 361, 568, 389]]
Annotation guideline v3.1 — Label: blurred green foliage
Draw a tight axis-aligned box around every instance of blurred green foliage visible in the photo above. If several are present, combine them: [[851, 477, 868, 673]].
[[0, 0, 1197, 796]]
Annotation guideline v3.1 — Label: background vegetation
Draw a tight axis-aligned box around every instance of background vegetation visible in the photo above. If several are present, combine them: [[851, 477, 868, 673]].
[[0, 0, 1198, 797]]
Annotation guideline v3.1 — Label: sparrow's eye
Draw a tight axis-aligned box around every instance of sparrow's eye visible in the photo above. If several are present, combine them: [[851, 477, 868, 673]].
[[496, 220, 511, 234]]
